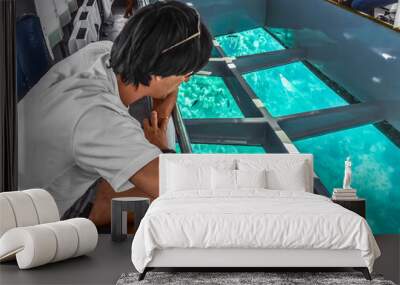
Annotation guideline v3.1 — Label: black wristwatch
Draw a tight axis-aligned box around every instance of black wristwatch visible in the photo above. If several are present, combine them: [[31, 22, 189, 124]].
[[161, 148, 176, 154]]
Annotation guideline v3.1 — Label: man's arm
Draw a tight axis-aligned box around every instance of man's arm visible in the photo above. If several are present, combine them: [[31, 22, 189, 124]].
[[130, 110, 170, 197], [129, 157, 159, 198], [88, 111, 168, 226], [89, 158, 160, 228]]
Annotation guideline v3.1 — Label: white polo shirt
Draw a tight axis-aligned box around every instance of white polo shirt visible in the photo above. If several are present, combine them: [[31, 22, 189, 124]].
[[18, 41, 161, 215]]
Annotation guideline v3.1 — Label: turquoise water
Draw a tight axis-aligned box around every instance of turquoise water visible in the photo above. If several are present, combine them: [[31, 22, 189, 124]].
[[295, 124, 400, 234], [177, 75, 243, 119], [243, 62, 348, 117], [267, 27, 295, 49], [176, 144, 266, 154], [216, 27, 285, 57], [176, 27, 400, 235], [217, 27, 348, 117]]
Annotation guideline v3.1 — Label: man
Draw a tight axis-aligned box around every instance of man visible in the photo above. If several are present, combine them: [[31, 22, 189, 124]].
[[18, 1, 212, 228]]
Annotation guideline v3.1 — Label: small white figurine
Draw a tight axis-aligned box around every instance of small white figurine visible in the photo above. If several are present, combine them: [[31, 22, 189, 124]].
[[342, 157, 352, 189]]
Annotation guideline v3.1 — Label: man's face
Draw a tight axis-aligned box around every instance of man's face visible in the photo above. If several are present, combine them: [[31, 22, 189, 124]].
[[149, 73, 192, 99]]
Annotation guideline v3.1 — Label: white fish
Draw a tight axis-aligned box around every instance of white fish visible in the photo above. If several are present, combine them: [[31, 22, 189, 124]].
[[279, 74, 295, 93]]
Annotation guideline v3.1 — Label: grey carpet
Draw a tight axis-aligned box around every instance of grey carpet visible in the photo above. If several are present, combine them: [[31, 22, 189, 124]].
[[116, 271, 396, 285]]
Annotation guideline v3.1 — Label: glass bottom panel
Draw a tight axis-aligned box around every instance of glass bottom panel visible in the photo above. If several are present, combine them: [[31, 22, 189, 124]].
[[178, 75, 243, 119], [244, 62, 348, 117], [295, 124, 400, 234], [216, 27, 285, 57], [176, 144, 266, 154]]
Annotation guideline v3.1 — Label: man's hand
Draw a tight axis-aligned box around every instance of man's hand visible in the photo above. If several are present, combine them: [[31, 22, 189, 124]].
[[143, 111, 169, 150], [152, 88, 179, 119]]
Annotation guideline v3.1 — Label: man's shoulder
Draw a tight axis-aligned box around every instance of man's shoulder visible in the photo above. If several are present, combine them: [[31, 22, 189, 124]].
[[82, 40, 113, 54], [20, 40, 116, 102], [62, 40, 113, 68], [54, 40, 113, 72]]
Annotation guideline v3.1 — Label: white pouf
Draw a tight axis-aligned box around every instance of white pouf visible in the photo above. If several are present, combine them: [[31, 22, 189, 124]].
[[0, 189, 98, 269], [0, 226, 57, 268], [24, 189, 60, 224], [0, 196, 17, 237], [66, 218, 98, 257], [1, 191, 39, 227], [0, 189, 59, 236], [0, 219, 98, 269]]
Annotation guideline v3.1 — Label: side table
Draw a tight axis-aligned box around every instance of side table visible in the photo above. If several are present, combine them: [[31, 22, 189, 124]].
[[332, 198, 366, 218], [111, 197, 150, 242]]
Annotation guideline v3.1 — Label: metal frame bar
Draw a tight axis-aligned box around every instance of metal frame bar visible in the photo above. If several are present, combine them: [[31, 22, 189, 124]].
[[184, 118, 268, 146], [214, 44, 274, 119], [172, 106, 192, 153], [277, 102, 385, 141], [201, 61, 231, 77], [235, 48, 306, 74]]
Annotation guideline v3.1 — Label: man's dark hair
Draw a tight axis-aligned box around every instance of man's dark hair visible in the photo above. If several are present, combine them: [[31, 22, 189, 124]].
[[110, 1, 213, 87]]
